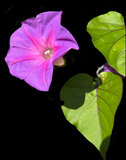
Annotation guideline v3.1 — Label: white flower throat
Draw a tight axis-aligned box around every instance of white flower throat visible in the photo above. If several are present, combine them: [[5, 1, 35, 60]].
[[44, 48, 54, 60], [43, 48, 64, 66]]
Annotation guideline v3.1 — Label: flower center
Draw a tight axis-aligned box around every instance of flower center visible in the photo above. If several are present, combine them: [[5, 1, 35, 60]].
[[43, 48, 54, 60]]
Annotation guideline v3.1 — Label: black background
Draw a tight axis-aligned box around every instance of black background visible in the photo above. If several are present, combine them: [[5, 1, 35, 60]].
[[2, 0, 126, 159]]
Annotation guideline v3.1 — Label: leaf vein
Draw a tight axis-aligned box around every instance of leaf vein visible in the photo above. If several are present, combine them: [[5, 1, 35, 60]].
[[108, 34, 125, 54], [98, 108, 111, 131], [89, 27, 125, 32], [101, 77, 115, 86], [77, 96, 96, 124], [94, 28, 125, 41], [98, 86, 120, 98], [117, 49, 126, 63], [97, 95, 113, 116], [96, 88, 102, 135], [95, 22, 124, 27]]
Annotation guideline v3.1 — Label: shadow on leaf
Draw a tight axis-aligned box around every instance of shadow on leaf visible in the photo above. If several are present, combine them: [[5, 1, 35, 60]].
[[60, 73, 95, 109], [100, 136, 111, 160]]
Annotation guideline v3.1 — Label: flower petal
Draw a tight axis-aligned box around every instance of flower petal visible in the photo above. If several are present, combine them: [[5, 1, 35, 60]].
[[21, 17, 46, 51], [5, 11, 79, 91], [104, 62, 125, 79], [10, 25, 44, 53], [36, 11, 63, 47], [5, 46, 53, 91], [53, 26, 79, 60], [5, 46, 44, 79], [24, 59, 54, 91]]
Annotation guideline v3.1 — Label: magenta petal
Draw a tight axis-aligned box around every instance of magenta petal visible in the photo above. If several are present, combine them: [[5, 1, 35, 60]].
[[5, 46, 53, 91], [36, 11, 63, 47], [53, 26, 79, 60], [21, 17, 46, 51], [55, 26, 79, 50], [5, 47, 43, 79], [24, 59, 54, 91], [104, 62, 125, 79], [10, 26, 44, 53], [5, 11, 79, 91]]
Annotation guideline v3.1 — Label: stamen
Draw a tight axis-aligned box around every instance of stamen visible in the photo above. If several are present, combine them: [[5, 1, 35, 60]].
[[43, 48, 54, 60], [45, 50, 50, 55]]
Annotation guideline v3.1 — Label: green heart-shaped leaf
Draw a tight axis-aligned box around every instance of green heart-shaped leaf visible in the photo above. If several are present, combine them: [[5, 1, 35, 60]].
[[60, 72, 123, 160], [87, 11, 126, 76]]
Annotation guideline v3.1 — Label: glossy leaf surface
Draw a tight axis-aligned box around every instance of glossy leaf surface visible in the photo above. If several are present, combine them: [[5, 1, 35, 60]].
[[87, 11, 126, 76], [60, 72, 123, 160]]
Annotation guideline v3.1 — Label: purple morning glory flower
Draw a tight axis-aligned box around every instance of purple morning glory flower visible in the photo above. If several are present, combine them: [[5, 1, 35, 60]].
[[104, 62, 125, 79], [5, 11, 79, 91]]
